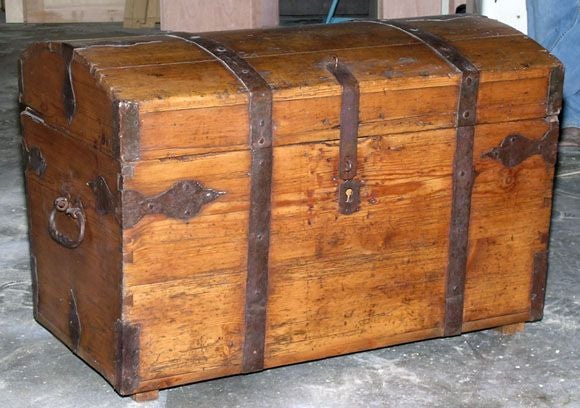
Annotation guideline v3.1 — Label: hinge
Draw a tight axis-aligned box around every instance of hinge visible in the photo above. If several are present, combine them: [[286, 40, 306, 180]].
[[481, 125, 558, 168], [22, 142, 47, 177]]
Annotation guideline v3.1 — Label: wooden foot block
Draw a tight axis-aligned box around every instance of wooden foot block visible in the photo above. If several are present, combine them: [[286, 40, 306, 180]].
[[495, 322, 525, 335], [131, 390, 159, 402]]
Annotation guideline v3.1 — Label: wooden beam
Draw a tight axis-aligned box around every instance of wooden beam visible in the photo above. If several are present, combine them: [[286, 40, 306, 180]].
[[374, 0, 442, 19], [22, 0, 125, 23], [160, 0, 278, 33], [6, 0, 25, 23]]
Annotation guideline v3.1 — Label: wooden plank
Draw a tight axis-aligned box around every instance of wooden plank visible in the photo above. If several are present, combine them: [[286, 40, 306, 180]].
[[6, 0, 25, 23], [495, 322, 525, 335], [463, 118, 556, 325], [252, 0, 278, 28], [124, 0, 158, 28], [146, 0, 159, 26], [120, 127, 457, 381], [127, 273, 246, 381], [449, 0, 464, 13], [136, 84, 458, 159], [265, 129, 455, 365], [23, 0, 125, 23], [22, 34, 554, 163], [98, 42, 459, 113], [124, 0, 147, 28], [22, 112, 121, 385], [132, 390, 159, 402], [20, 43, 117, 158], [374, 0, 442, 19], [122, 150, 251, 287], [160, 0, 278, 33]]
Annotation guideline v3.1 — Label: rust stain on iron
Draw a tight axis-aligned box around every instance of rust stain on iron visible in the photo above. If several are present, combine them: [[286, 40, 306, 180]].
[[115, 100, 140, 162], [481, 126, 559, 168], [173, 33, 274, 374], [115, 321, 141, 395], [122, 180, 225, 228], [530, 251, 549, 321], [547, 65, 564, 116], [371, 19, 480, 336], [444, 126, 476, 336], [22, 142, 47, 177], [68, 288, 81, 352]]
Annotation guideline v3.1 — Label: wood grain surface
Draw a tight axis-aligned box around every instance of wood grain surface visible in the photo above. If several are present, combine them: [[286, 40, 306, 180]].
[[20, 16, 561, 396], [160, 0, 279, 33], [22, 110, 121, 385]]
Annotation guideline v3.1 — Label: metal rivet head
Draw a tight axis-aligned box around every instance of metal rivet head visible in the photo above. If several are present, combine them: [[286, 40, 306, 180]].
[[343, 159, 353, 173]]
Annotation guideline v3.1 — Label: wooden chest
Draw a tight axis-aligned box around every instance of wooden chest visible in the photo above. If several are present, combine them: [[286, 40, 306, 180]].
[[20, 16, 562, 401]]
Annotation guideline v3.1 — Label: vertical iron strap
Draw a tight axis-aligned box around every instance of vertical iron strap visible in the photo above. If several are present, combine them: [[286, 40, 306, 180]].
[[368, 19, 480, 336], [327, 58, 362, 215], [174, 34, 273, 372], [327, 58, 360, 181], [530, 251, 549, 321]]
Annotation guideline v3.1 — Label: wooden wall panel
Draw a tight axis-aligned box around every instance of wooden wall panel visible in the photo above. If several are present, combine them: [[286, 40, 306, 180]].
[[121, 150, 251, 382], [22, 112, 122, 385], [374, 0, 442, 19], [6, 0, 25, 22], [463, 118, 555, 324], [23, 0, 125, 23], [265, 129, 456, 366], [160, 0, 279, 33]]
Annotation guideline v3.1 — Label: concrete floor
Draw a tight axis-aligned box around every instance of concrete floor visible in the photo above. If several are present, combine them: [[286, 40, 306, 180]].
[[1, 21, 579, 408]]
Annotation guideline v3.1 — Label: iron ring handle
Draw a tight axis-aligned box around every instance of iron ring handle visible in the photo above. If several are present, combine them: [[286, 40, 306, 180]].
[[48, 196, 86, 249]]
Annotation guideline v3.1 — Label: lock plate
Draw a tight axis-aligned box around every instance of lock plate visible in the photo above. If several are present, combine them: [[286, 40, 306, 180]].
[[338, 179, 361, 215]]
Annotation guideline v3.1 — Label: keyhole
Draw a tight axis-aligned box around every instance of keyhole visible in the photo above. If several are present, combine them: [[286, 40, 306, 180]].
[[345, 188, 353, 203]]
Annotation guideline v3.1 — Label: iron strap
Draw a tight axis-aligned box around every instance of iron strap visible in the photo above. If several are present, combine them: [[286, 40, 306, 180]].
[[174, 34, 273, 372], [327, 57, 362, 215], [369, 19, 480, 336], [328, 57, 360, 181], [530, 251, 549, 321]]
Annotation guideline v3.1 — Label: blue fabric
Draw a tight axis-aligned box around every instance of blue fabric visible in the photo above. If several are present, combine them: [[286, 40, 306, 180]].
[[527, 0, 580, 128]]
